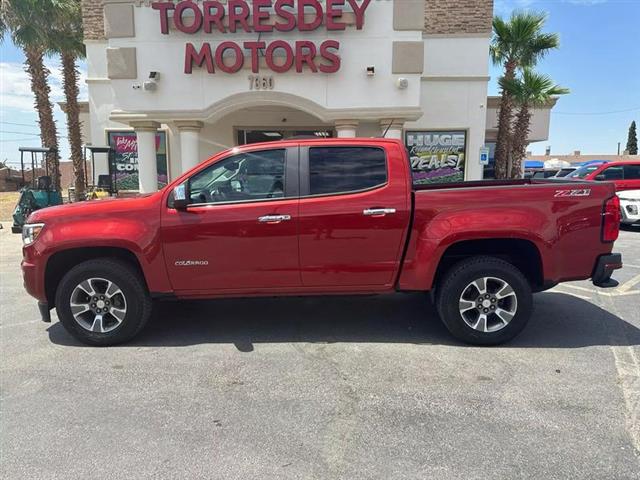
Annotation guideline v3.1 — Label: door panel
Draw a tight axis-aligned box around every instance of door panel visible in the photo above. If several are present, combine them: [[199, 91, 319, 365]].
[[162, 200, 300, 291], [161, 147, 300, 292], [298, 145, 410, 287]]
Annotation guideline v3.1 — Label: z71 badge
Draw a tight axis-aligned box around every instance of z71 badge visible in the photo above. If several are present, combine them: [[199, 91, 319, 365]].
[[554, 189, 592, 198]]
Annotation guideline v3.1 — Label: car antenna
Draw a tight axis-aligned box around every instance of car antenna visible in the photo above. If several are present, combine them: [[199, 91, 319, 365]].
[[380, 119, 394, 138]]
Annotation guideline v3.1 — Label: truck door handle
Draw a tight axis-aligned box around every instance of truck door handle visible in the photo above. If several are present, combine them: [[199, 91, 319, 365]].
[[363, 208, 396, 217], [258, 214, 291, 224]]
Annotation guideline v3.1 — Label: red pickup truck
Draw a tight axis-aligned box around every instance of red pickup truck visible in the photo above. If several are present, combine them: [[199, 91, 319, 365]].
[[21, 138, 622, 346]]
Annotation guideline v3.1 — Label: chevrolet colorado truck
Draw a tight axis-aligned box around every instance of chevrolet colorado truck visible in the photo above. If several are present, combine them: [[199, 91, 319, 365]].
[[21, 138, 623, 346]]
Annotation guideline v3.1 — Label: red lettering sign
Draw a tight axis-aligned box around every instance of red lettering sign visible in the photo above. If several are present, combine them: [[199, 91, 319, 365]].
[[150, 0, 370, 74]]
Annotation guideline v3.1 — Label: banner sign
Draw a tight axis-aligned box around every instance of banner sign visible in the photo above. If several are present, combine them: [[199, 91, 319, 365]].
[[107, 131, 169, 191], [405, 131, 467, 184], [151, 0, 373, 74]]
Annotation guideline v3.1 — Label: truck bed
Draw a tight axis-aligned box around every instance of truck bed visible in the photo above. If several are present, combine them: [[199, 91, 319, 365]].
[[411, 178, 576, 191], [398, 178, 616, 291]]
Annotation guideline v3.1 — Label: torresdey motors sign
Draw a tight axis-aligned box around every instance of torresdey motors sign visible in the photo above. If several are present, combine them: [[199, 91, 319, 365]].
[[405, 131, 467, 184], [151, 0, 373, 74]]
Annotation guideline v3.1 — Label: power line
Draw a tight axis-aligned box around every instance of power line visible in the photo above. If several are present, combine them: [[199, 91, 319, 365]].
[[552, 106, 640, 116], [0, 130, 40, 135], [0, 121, 41, 128]]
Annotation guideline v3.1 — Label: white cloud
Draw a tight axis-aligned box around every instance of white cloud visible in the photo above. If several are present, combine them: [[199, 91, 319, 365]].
[[495, 0, 608, 15], [0, 60, 87, 113]]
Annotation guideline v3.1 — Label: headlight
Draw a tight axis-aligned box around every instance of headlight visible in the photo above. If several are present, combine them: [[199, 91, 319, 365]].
[[22, 223, 45, 246]]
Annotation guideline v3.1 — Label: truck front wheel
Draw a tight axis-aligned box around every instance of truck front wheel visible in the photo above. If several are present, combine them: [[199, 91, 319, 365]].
[[436, 256, 533, 345], [55, 258, 152, 346]]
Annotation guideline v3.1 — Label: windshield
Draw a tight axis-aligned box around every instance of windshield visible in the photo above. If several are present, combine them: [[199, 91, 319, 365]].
[[566, 165, 599, 178]]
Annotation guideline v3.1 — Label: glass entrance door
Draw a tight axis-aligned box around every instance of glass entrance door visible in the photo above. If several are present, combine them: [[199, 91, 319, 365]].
[[237, 129, 333, 145]]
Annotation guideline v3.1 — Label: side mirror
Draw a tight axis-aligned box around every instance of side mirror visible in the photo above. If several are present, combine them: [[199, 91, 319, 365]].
[[594, 174, 606, 181], [172, 182, 189, 210]]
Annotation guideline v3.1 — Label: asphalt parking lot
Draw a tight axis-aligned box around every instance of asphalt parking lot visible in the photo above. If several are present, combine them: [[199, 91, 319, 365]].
[[1, 224, 639, 479]]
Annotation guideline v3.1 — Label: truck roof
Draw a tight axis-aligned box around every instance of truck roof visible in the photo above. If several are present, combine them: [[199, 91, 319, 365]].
[[233, 137, 405, 151]]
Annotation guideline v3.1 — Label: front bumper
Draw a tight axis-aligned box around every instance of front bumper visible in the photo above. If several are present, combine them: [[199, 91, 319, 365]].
[[592, 253, 622, 288]]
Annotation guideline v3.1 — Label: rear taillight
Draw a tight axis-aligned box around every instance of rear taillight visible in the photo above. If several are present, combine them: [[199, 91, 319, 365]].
[[602, 196, 621, 242]]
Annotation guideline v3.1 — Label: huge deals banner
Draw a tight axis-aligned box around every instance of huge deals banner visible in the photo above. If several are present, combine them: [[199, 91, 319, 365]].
[[405, 131, 467, 184]]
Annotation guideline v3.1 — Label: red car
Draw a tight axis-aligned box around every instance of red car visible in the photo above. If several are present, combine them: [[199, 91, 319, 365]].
[[566, 161, 640, 191], [21, 139, 622, 346]]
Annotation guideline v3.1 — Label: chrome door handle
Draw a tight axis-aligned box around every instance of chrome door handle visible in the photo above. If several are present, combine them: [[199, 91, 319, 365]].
[[258, 214, 291, 224], [363, 208, 396, 216]]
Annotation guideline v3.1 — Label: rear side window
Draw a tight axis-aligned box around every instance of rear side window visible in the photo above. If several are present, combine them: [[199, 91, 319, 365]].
[[601, 166, 624, 180], [623, 165, 640, 179], [308, 147, 387, 195]]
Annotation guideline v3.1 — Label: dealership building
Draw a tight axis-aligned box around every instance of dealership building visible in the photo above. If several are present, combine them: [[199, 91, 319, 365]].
[[81, 0, 554, 192]]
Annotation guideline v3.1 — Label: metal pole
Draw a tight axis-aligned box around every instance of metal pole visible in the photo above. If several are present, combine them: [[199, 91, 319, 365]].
[[20, 151, 25, 186], [92, 151, 96, 187]]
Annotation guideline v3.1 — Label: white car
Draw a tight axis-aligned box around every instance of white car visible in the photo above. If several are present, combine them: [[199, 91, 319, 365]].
[[618, 190, 640, 225]]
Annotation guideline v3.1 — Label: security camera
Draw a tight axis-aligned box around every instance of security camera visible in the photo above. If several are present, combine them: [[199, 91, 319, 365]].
[[396, 77, 409, 89], [149, 71, 160, 80], [366, 66, 375, 76]]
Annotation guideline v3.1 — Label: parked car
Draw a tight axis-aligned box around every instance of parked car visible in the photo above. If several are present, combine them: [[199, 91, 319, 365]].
[[618, 189, 640, 225], [531, 169, 560, 179], [566, 161, 640, 191], [21, 138, 622, 346], [553, 166, 578, 177]]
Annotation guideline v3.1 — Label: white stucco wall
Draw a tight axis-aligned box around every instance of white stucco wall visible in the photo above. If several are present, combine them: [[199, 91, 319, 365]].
[[405, 35, 491, 181]]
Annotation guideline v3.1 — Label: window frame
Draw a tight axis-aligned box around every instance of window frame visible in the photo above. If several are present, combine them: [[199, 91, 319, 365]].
[[599, 165, 625, 181], [298, 145, 389, 198], [170, 146, 299, 208], [622, 164, 640, 180]]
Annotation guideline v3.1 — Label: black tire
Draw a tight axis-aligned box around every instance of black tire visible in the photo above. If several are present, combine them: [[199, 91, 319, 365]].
[[55, 258, 152, 346], [435, 256, 532, 345]]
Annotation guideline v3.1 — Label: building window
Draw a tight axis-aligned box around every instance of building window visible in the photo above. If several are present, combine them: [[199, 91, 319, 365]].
[[237, 129, 333, 145]]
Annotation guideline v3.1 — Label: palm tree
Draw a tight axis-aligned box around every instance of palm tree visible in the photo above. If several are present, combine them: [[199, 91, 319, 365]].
[[491, 11, 560, 179], [500, 69, 569, 178], [1, 0, 62, 189], [50, 0, 86, 199]]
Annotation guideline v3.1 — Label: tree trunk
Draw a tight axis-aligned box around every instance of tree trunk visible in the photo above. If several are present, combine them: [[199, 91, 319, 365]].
[[61, 52, 86, 200], [494, 59, 517, 179], [24, 47, 60, 190], [510, 103, 531, 179]]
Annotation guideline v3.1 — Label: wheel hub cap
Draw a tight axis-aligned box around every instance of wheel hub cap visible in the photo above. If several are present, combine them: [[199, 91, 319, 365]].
[[458, 276, 518, 333], [70, 278, 127, 333]]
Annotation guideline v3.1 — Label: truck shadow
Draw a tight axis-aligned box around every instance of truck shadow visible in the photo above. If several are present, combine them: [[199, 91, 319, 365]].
[[47, 292, 640, 350]]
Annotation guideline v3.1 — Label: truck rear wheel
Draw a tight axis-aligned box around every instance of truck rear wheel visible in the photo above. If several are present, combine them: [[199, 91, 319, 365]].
[[55, 258, 152, 346], [436, 256, 532, 345]]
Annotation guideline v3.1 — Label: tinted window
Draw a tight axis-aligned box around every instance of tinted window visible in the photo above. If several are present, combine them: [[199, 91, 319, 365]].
[[623, 165, 640, 179], [557, 168, 576, 177], [308, 147, 387, 195], [189, 149, 286, 204], [566, 165, 599, 178], [601, 166, 624, 180]]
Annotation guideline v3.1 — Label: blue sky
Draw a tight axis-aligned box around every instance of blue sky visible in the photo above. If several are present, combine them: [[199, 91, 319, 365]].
[[493, 0, 640, 155], [1, 0, 639, 166]]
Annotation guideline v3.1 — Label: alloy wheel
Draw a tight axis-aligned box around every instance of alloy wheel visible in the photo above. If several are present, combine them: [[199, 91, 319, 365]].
[[69, 278, 127, 333], [458, 276, 518, 333]]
